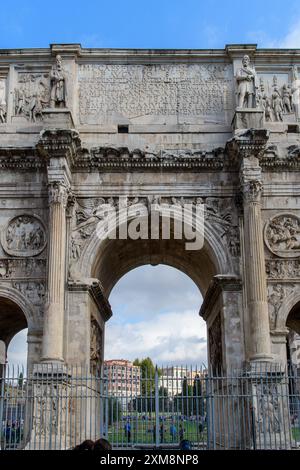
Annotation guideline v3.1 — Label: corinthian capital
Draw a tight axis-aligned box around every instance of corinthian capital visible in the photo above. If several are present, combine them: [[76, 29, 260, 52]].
[[48, 181, 69, 207], [242, 179, 263, 203]]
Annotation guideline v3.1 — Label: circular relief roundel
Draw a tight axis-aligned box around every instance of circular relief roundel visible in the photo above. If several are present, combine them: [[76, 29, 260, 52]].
[[1, 214, 47, 257], [264, 212, 300, 258]]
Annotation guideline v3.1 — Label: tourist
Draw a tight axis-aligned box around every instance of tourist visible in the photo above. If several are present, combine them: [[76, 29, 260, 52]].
[[124, 421, 131, 443], [170, 423, 177, 442]]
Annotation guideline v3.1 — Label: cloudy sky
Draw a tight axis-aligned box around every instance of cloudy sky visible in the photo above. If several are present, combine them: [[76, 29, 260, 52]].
[[105, 266, 206, 366], [1, 0, 300, 49], [7, 265, 205, 367]]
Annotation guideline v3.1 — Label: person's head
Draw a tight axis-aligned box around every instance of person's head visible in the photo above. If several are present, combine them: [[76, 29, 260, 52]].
[[242, 55, 250, 67], [93, 438, 112, 451], [56, 55, 62, 68], [73, 439, 94, 451]]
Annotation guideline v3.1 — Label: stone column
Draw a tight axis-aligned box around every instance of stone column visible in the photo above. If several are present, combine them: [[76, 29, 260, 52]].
[[241, 159, 272, 361], [42, 181, 68, 363]]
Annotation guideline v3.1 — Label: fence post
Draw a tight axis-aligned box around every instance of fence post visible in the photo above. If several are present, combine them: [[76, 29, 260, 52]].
[[155, 367, 159, 448]]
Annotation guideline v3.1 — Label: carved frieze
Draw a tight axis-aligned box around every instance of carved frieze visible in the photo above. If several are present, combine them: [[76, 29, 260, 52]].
[[266, 259, 300, 279], [264, 213, 300, 258], [78, 63, 233, 124], [13, 281, 46, 305], [14, 72, 50, 122], [1, 215, 47, 257], [0, 258, 46, 279]]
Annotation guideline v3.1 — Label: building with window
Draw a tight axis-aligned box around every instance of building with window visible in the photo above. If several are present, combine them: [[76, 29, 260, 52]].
[[103, 359, 141, 406]]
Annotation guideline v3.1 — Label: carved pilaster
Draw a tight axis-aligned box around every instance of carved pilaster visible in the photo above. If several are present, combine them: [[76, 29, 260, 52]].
[[228, 129, 272, 362], [42, 181, 69, 363]]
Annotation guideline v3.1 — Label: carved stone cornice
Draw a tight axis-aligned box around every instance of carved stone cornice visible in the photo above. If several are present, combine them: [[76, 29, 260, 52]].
[[226, 129, 269, 165], [0, 148, 45, 170], [68, 278, 112, 321], [260, 144, 300, 171], [37, 129, 81, 167], [48, 181, 69, 207], [200, 274, 242, 321], [74, 146, 226, 172]]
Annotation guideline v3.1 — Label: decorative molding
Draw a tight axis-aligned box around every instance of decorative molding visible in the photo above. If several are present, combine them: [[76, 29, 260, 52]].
[[226, 128, 270, 163], [37, 128, 81, 167], [74, 146, 226, 172], [200, 274, 242, 320], [68, 279, 112, 321]]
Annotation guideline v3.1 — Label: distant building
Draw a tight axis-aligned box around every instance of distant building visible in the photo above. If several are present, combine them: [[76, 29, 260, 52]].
[[159, 367, 207, 397], [103, 359, 141, 407]]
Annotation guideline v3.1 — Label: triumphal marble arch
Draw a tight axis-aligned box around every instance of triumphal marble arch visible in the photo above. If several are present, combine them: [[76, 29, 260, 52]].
[[0, 43, 299, 379]]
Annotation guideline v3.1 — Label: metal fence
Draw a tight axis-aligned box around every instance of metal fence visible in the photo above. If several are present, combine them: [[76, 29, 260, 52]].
[[0, 363, 300, 450]]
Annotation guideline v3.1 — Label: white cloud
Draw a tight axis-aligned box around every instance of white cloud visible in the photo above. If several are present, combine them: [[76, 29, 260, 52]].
[[105, 265, 206, 366], [105, 309, 207, 366], [280, 18, 300, 48], [6, 329, 28, 369]]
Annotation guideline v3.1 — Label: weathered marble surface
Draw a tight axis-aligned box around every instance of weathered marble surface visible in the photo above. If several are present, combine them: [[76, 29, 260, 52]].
[[0, 44, 299, 375]]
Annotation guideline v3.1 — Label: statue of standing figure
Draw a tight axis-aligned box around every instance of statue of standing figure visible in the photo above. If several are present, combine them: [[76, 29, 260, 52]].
[[236, 55, 259, 108], [291, 65, 300, 120], [0, 79, 7, 123], [50, 55, 66, 108]]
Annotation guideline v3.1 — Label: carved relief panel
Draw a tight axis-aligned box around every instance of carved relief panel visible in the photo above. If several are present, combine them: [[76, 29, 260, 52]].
[[0, 75, 7, 123], [1, 214, 47, 257], [267, 283, 295, 330], [264, 213, 300, 258], [14, 71, 50, 122], [90, 319, 103, 371], [257, 68, 300, 122]]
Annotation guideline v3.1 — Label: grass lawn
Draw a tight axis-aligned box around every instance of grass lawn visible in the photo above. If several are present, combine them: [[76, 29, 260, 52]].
[[292, 427, 300, 442], [107, 414, 207, 447]]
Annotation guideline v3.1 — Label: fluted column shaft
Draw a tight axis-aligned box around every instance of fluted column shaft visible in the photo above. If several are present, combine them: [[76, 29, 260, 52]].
[[42, 181, 68, 362], [242, 166, 272, 361]]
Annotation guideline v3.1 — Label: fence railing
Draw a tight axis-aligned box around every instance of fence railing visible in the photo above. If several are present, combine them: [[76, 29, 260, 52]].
[[0, 363, 300, 450]]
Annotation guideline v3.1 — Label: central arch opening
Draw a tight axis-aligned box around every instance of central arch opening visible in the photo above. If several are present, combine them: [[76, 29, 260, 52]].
[[105, 264, 206, 365]]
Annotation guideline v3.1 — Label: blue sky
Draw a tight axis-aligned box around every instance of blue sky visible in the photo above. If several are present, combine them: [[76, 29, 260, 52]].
[[1, 0, 300, 49]]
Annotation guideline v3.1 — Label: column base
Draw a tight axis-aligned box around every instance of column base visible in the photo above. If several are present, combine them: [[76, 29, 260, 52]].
[[40, 357, 64, 364], [249, 354, 274, 363]]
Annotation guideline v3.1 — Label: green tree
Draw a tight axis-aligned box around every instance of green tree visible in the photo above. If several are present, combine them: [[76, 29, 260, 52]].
[[193, 374, 204, 417], [106, 397, 122, 425], [158, 386, 170, 412], [18, 372, 24, 389], [133, 357, 157, 412]]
